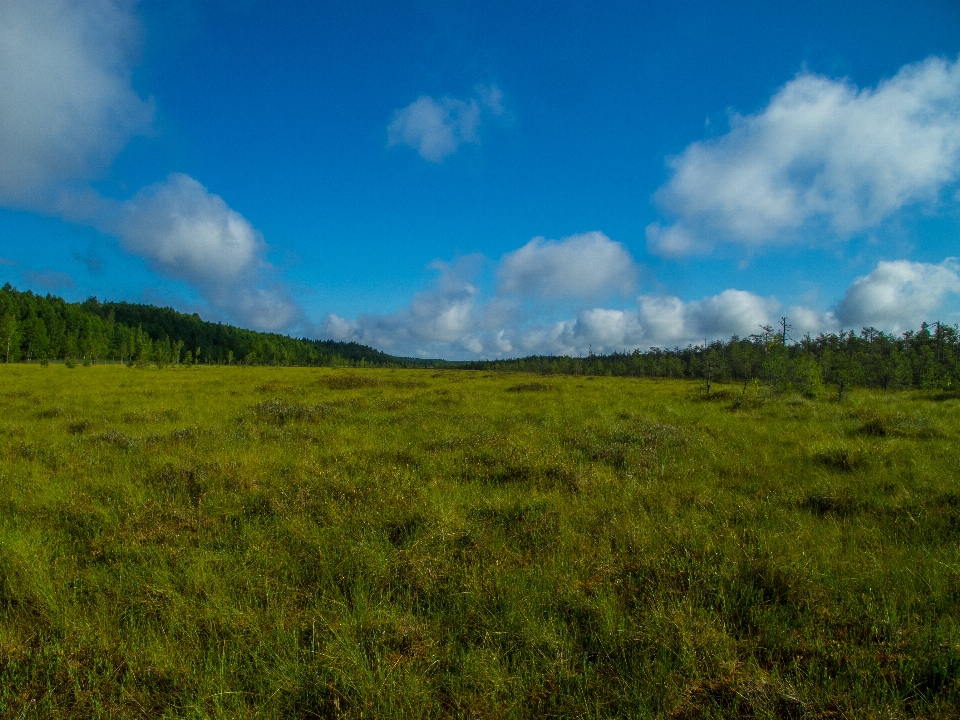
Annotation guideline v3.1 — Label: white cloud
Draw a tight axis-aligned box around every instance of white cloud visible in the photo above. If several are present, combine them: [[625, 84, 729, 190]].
[[387, 96, 480, 162], [229, 286, 299, 332], [634, 295, 688, 346], [0, 0, 153, 208], [644, 223, 698, 256], [650, 55, 960, 255], [787, 305, 835, 336], [324, 233, 640, 358], [324, 256, 483, 356], [510, 321, 577, 357], [107, 174, 260, 285], [491, 329, 513, 354], [502, 313, 624, 358], [498, 231, 636, 299], [387, 85, 504, 162], [504, 289, 778, 356], [834, 259, 960, 333], [636, 289, 779, 347], [96, 174, 297, 331], [325, 245, 785, 357], [693, 289, 779, 338], [569, 308, 644, 352], [323, 231, 791, 358], [323, 244, 960, 359], [324, 314, 355, 342]]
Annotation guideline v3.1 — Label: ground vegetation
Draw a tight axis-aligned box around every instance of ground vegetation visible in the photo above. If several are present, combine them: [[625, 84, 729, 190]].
[[0, 365, 957, 717]]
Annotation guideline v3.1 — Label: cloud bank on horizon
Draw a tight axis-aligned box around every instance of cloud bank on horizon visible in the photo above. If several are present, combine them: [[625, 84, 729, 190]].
[[0, 0, 958, 359], [324, 233, 960, 359]]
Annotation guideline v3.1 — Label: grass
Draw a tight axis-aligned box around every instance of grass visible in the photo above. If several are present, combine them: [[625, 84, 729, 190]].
[[0, 364, 958, 718]]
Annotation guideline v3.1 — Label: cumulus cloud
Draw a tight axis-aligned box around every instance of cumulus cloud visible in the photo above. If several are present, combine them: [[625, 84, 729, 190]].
[[570, 308, 643, 349], [508, 321, 576, 357], [834, 259, 960, 333], [325, 256, 484, 356], [635, 289, 780, 347], [787, 305, 835, 336], [649, 55, 960, 255], [323, 244, 960, 359], [633, 295, 687, 347], [499, 289, 779, 356], [692, 289, 780, 338], [387, 84, 504, 162], [498, 231, 637, 299], [107, 174, 262, 287], [325, 232, 641, 358], [0, 0, 153, 208], [323, 225, 789, 357], [644, 224, 698, 257], [228, 286, 300, 333], [97, 174, 297, 330]]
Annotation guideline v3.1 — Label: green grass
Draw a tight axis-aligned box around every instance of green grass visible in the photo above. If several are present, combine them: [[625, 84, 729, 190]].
[[0, 365, 958, 718]]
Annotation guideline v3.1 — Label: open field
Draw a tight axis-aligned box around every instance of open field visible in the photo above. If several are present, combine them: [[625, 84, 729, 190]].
[[0, 365, 958, 718]]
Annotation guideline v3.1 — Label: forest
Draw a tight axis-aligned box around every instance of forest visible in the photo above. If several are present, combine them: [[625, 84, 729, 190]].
[[464, 321, 960, 396], [2, 282, 959, 393], [0, 284, 401, 368]]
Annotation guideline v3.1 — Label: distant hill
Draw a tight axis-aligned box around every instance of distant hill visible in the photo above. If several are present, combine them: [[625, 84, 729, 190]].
[[0, 283, 432, 367]]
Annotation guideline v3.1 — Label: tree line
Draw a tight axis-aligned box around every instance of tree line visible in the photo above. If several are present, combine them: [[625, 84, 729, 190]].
[[3, 283, 958, 392], [0, 284, 412, 367], [461, 320, 960, 395]]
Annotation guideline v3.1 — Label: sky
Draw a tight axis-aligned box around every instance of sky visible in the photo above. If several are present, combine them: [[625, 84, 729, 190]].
[[1, 0, 959, 359]]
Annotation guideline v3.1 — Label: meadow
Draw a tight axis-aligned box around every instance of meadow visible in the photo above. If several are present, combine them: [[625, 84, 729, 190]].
[[0, 365, 957, 718]]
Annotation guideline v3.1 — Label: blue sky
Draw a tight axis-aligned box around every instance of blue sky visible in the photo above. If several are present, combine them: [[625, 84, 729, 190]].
[[1, 0, 959, 358]]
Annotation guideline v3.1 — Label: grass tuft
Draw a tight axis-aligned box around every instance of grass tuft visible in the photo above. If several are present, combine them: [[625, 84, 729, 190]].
[[505, 382, 553, 392], [252, 398, 330, 424], [814, 447, 864, 472]]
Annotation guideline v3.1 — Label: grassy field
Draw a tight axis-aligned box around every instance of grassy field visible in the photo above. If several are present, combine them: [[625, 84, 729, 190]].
[[0, 365, 957, 718]]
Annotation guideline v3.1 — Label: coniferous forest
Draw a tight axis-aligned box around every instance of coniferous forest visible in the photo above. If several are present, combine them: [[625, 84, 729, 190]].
[[463, 322, 960, 396], [0, 284, 400, 367], [2, 282, 959, 393]]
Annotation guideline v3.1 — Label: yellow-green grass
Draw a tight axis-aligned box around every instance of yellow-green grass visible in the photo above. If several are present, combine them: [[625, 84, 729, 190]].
[[0, 365, 958, 718]]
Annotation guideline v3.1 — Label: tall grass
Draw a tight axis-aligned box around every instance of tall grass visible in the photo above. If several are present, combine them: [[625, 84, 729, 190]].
[[0, 365, 958, 718]]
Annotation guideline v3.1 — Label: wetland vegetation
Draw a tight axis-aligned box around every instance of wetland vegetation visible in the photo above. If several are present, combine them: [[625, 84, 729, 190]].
[[0, 364, 958, 717]]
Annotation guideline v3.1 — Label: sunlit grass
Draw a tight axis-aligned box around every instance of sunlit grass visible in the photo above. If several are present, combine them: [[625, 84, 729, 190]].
[[0, 364, 958, 718]]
